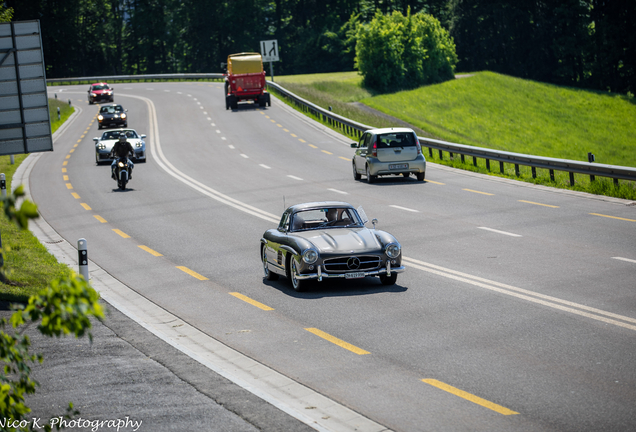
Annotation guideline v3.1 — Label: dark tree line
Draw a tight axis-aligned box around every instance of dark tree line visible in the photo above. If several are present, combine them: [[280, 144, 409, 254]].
[[6, 0, 635, 94]]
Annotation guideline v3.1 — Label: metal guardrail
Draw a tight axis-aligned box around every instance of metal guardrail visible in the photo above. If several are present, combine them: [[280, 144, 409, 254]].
[[46, 73, 636, 185], [267, 81, 636, 186]]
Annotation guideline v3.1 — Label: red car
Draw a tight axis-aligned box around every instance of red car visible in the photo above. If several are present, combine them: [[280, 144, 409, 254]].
[[88, 82, 114, 104]]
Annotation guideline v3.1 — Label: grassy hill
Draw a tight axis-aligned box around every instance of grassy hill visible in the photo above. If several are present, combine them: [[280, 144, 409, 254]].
[[277, 71, 636, 167], [275, 71, 636, 199]]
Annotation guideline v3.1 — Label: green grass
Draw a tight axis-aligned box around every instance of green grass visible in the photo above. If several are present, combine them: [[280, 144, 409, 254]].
[[49, 97, 75, 133], [363, 71, 636, 167], [274, 71, 636, 200], [0, 100, 76, 302]]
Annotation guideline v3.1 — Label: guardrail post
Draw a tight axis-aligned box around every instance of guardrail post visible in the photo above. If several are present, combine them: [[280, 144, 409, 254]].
[[499, 161, 505, 173], [438, 149, 443, 160], [461, 154, 465, 163], [78, 238, 89, 281], [428, 148, 433, 158], [531, 166, 537, 179], [569, 172, 575, 186], [515, 164, 520, 177], [473, 156, 477, 167], [550, 169, 555, 182], [486, 159, 490, 171]]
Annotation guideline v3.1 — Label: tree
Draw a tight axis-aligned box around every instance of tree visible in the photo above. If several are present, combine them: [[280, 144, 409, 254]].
[[0, 4, 13, 22], [355, 8, 457, 92], [1, 186, 104, 432]]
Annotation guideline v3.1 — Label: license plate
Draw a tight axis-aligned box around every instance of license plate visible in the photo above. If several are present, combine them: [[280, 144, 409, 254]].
[[389, 164, 408, 170], [345, 272, 365, 279]]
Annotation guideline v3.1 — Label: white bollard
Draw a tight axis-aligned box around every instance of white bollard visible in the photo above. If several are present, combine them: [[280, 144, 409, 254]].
[[0, 173, 6, 198], [78, 238, 89, 281]]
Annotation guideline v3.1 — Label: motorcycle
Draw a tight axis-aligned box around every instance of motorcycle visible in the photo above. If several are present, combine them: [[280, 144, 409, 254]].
[[113, 156, 131, 190]]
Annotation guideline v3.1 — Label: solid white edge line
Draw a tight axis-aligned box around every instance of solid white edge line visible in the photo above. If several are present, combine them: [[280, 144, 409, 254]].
[[402, 256, 636, 327], [124, 94, 280, 224], [477, 227, 522, 237]]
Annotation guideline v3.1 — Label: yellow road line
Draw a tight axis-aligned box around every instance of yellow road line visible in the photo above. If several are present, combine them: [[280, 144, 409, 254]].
[[309, 144, 318, 149], [229, 292, 274, 311], [590, 213, 636, 222], [283, 129, 289, 132], [426, 180, 445, 185], [69, 148, 75, 153], [291, 134, 297, 138], [299, 139, 306, 143], [63, 175, 69, 181], [71, 192, 80, 199], [80, 203, 91, 210], [65, 155, 70, 159], [176, 266, 208, 280], [422, 379, 518, 415], [113, 229, 130, 238], [305, 328, 370, 355], [463, 188, 494, 196], [94, 215, 107, 223], [138, 245, 163, 256], [339, 156, 350, 161], [519, 200, 559, 208], [62, 168, 67, 173], [276, 124, 283, 127], [322, 150, 333, 155], [63, 161, 68, 166], [65, 183, 73, 189]]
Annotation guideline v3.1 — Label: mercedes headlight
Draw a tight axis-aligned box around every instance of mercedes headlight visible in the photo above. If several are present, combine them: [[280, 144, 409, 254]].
[[135, 142, 142, 148], [385, 243, 400, 259], [98, 143, 106, 150], [302, 249, 318, 264]]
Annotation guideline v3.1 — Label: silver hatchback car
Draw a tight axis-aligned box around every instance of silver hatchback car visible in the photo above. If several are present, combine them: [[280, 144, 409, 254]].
[[351, 128, 426, 183]]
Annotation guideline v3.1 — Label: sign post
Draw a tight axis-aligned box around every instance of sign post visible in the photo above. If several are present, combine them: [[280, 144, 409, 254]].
[[260, 40, 279, 82]]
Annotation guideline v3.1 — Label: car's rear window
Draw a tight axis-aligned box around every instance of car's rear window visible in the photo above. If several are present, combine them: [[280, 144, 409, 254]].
[[377, 133, 416, 148]]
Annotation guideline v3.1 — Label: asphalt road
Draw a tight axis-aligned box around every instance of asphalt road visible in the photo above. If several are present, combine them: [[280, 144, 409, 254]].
[[26, 82, 636, 432]]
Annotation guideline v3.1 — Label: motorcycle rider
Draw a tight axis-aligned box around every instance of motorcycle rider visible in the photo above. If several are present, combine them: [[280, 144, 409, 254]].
[[110, 132, 135, 180]]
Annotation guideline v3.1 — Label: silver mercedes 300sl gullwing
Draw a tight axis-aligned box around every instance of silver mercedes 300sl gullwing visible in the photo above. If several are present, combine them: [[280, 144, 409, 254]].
[[260, 201, 405, 291]]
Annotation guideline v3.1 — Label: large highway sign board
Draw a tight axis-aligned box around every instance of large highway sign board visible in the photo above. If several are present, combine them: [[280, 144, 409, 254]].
[[0, 20, 53, 156]]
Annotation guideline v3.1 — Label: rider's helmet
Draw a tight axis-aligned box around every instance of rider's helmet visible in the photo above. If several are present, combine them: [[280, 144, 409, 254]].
[[119, 132, 126, 142]]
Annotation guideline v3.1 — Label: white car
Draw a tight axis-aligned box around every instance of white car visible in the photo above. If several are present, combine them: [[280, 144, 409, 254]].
[[351, 127, 426, 183], [93, 129, 146, 164]]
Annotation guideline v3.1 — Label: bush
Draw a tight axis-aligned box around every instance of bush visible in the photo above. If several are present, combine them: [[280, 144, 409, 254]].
[[355, 9, 458, 93]]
